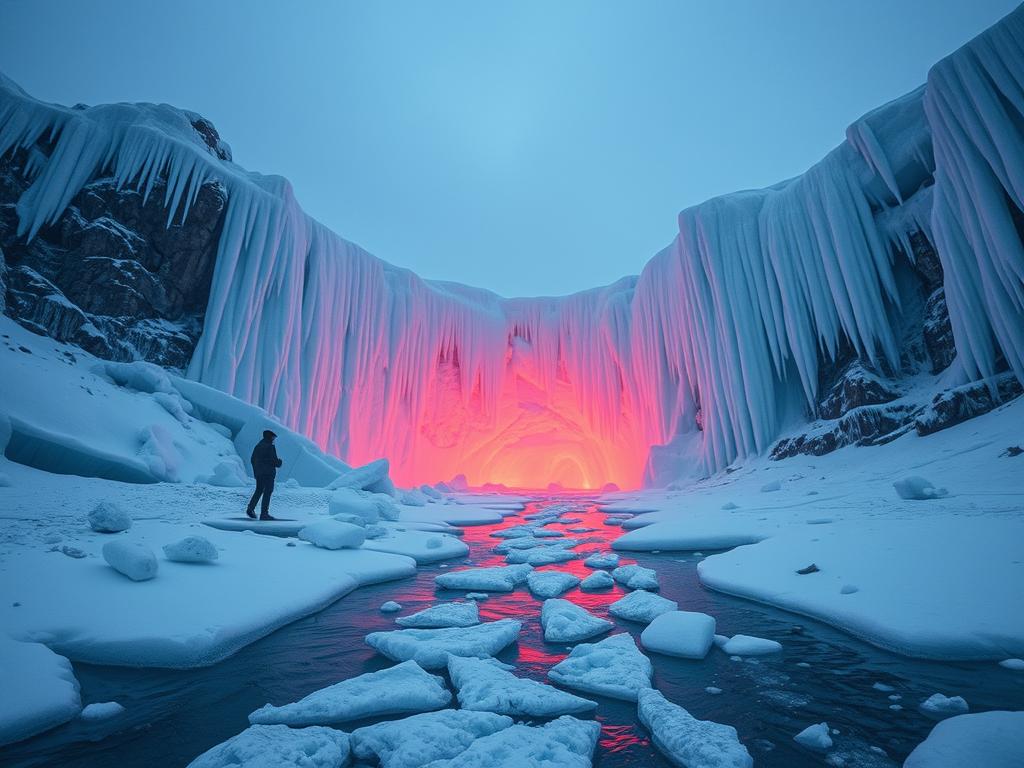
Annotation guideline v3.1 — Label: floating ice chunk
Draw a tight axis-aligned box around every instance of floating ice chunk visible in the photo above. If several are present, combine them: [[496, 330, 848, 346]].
[[541, 599, 614, 644], [893, 476, 948, 500], [609, 590, 678, 624], [638, 689, 753, 768], [79, 702, 125, 722], [999, 658, 1024, 670], [396, 601, 479, 628], [611, 564, 659, 590], [365, 620, 522, 669], [904, 711, 1024, 768], [720, 635, 782, 656], [584, 552, 620, 569], [641, 611, 716, 659], [527, 570, 580, 598], [298, 520, 366, 550], [465, 593, 489, 601], [532, 530, 565, 538], [761, 480, 781, 493], [490, 525, 539, 539], [794, 722, 833, 751], [434, 565, 532, 592], [162, 536, 218, 563], [248, 660, 450, 725], [188, 724, 350, 768], [351, 709, 513, 768], [88, 501, 131, 533], [548, 633, 653, 701], [872, 682, 895, 692], [0, 635, 81, 747], [448, 655, 596, 716], [580, 571, 614, 591], [421, 716, 600, 768], [706, 686, 723, 695], [102, 540, 158, 581], [920, 693, 969, 719], [506, 547, 577, 566], [380, 601, 402, 613]]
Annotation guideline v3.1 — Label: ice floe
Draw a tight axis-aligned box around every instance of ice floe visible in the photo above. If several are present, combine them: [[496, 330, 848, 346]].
[[526, 570, 581, 598], [188, 724, 350, 768], [434, 565, 532, 592], [418, 716, 600, 768], [719, 634, 782, 656], [904, 711, 1024, 768], [448, 655, 597, 716], [548, 633, 653, 701], [395, 601, 480, 628], [580, 571, 614, 591], [611, 564, 659, 590], [638, 688, 753, 768], [350, 709, 513, 768], [541, 599, 614, 644], [641, 611, 717, 659], [0, 635, 81, 747], [365, 620, 522, 669], [608, 590, 678, 624]]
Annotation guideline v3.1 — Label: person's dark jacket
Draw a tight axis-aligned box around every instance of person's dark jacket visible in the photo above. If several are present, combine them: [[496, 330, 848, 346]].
[[251, 438, 283, 477]]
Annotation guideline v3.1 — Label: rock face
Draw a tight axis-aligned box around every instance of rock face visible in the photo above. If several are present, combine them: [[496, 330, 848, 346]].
[[0, 137, 227, 370]]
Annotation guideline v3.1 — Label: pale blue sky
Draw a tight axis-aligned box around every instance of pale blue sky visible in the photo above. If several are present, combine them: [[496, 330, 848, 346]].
[[0, 0, 1018, 296]]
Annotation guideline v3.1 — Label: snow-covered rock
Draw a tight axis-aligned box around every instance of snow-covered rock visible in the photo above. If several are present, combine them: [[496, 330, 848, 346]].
[[365, 619, 522, 669], [580, 571, 614, 590], [350, 709, 513, 768], [434, 565, 532, 592], [328, 487, 388, 523], [904, 711, 1024, 768], [102, 540, 158, 581], [894, 476, 949, 500], [541, 599, 614, 643], [0, 635, 81, 747], [548, 633, 653, 701], [201, 460, 249, 488], [638, 688, 753, 768], [327, 458, 393, 495], [920, 693, 970, 719], [641, 611, 716, 659], [298, 520, 366, 550], [720, 634, 782, 656], [162, 535, 218, 563], [395, 601, 479, 628], [249, 661, 450, 726], [793, 722, 833, 751], [611, 564, 659, 590], [583, 552, 620, 568], [609, 590, 678, 624], [188, 724, 350, 768], [527, 570, 580, 599], [418, 716, 600, 768], [87, 501, 131, 533], [448, 655, 597, 716], [79, 701, 125, 722]]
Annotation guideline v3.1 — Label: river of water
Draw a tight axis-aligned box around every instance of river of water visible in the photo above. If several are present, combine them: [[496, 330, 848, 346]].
[[5, 495, 1023, 767]]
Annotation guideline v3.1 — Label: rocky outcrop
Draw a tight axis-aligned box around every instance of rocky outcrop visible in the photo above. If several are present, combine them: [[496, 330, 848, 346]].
[[915, 373, 1023, 436], [771, 402, 918, 460], [0, 142, 226, 370]]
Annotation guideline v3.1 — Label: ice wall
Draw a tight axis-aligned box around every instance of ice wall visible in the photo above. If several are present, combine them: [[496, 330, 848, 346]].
[[1, 5, 1023, 488]]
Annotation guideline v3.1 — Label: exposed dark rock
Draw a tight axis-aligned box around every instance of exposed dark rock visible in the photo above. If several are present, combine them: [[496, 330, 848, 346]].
[[796, 564, 820, 575], [771, 402, 920, 460], [187, 114, 232, 161], [908, 229, 944, 290], [922, 287, 955, 373], [914, 373, 1023, 436], [817, 360, 900, 420], [1004, 446, 1023, 457]]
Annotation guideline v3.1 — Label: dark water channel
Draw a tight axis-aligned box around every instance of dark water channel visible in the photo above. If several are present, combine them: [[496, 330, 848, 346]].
[[4, 496, 1023, 767]]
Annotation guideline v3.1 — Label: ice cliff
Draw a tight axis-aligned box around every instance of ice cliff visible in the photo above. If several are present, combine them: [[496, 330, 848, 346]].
[[1, 7, 1023, 487]]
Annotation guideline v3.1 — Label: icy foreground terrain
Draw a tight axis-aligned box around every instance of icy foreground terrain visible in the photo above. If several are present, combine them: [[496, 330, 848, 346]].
[[1, 7, 1023, 488]]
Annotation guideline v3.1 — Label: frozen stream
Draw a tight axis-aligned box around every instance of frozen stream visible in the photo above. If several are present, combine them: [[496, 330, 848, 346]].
[[4, 496, 1023, 767]]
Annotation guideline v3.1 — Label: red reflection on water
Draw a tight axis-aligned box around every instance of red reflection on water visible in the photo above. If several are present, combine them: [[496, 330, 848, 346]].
[[599, 722, 650, 753]]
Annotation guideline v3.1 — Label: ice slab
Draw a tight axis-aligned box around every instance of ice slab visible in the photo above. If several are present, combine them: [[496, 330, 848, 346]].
[[641, 612, 716, 659], [448, 655, 597, 716], [434, 565, 532, 593], [350, 709, 513, 768], [720, 634, 782, 656], [365, 619, 522, 669], [527, 570, 581, 599], [638, 688, 753, 768], [608, 590, 678, 624], [904, 711, 1024, 768], [419, 715, 600, 768], [548, 633, 653, 701], [580, 571, 614, 591], [395, 601, 480, 628], [541, 599, 614, 644], [0, 635, 81, 747], [611, 564, 659, 590], [187, 724, 350, 768]]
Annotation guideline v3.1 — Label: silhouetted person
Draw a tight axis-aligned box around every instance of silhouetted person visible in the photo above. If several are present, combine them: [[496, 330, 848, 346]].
[[246, 429, 283, 520]]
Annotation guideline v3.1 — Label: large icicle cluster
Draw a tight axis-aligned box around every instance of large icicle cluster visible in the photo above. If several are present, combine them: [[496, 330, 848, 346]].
[[1, 6, 1023, 487]]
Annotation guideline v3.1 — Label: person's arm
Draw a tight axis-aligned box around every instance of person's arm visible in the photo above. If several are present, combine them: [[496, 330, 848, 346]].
[[273, 446, 282, 468], [250, 446, 259, 471]]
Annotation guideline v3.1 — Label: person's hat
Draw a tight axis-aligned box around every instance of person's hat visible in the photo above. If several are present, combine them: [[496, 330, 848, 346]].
[[263, 429, 278, 439]]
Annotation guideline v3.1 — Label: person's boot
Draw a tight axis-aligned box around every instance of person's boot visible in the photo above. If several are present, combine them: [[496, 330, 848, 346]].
[[260, 512, 277, 521], [245, 508, 257, 519]]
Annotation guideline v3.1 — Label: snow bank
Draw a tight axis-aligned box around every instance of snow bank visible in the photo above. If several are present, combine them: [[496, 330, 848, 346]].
[[447, 655, 597, 716], [548, 633, 653, 701], [904, 711, 1024, 768], [395, 601, 479, 628], [249, 661, 450, 726], [638, 688, 753, 768], [609, 590, 678, 624], [434, 564, 532, 592], [350, 710, 513, 768], [419, 716, 600, 768], [0, 635, 81, 747], [365, 619, 522, 669], [641, 612, 716, 659], [298, 520, 367, 550], [526, 570, 581, 598], [541, 599, 614, 644], [187, 724, 350, 768]]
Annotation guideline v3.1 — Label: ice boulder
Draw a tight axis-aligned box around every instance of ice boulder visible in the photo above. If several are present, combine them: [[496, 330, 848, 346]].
[[88, 501, 131, 533], [720, 634, 782, 656], [434, 564, 532, 592], [351, 709, 513, 768], [400, 488, 428, 506], [420, 715, 599, 768], [162, 536, 219, 563], [328, 458, 394, 495], [793, 722, 833, 751], [395, 601, 480, 628], [641, 612, 716, 659], [365, 619, 522, 669], [894, 476, 949, 500], [380, 601, 402, 613], [580, 571, 614, 591], [249, 660, 450, 726], [904, 711, 1024, 768], [609, 590, 677, 624], [448, 655, 597, 717], [920, 693, 970, 719], [584, 552, 620, 568], [79, 702, 125, 722], [548, 633, 653, 701], [541, 599, 614, 644], [611, 564, 659, 590], [327, 487, 386, 523], [298, 520, 366, 550], [102, 540, 158, 581], [200, 460, 248, 488], [638, 689, 753, 768], [527, 570, 581, 599], [187, 724, 350, 768]]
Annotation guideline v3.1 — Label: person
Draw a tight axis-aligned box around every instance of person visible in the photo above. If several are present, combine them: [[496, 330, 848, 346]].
[[246, 429, 283, 520]]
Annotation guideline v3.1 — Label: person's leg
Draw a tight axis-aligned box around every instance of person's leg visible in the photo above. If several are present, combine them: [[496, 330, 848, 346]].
[[259, 475, 275, 519], [246, 477, 265, 518]]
